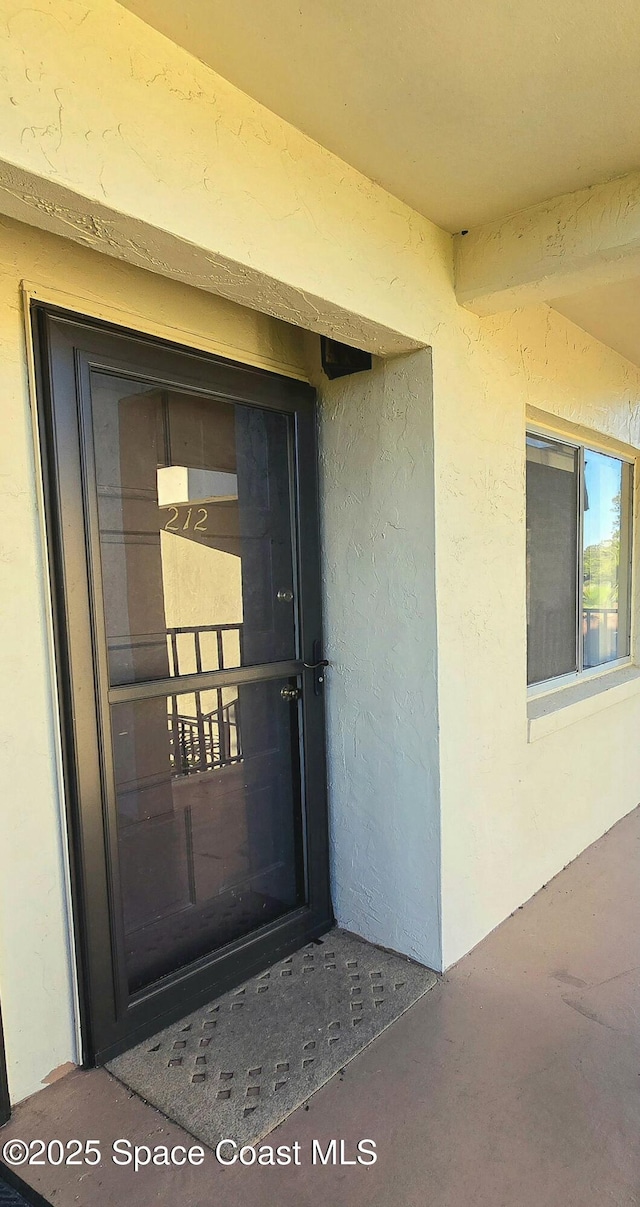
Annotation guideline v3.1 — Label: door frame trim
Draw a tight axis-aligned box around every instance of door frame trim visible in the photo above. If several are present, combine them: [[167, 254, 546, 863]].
[[31, 302, 333, 1065], [22, 280, 309, 383]]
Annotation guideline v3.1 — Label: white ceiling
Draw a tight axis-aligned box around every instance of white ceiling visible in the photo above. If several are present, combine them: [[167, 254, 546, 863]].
[[118, 0, 640, 232], [116, 0, 640, 369], [553, 281, 640, 371]]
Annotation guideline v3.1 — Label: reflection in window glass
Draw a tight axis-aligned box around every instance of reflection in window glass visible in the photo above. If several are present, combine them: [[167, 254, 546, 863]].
[[526, 436, 579, 686], [112, 676, 304, 993], [90, 374, 296, 686], [583, 451, 633, 668]]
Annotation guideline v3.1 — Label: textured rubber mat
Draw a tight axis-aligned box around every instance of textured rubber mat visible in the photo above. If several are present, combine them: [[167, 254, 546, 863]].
[[0, 1165, 52, 1207], [0, 1178, 30, 1207], [107, 929, 437, 1148]]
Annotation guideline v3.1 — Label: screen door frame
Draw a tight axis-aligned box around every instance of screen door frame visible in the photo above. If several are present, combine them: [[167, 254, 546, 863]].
[[32, 304, 333, 1064], [0, 1000, 10, 1125]]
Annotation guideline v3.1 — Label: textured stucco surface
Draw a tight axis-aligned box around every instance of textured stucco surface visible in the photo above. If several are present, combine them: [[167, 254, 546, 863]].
[[312, 295, 640, 973], [553, 274, 640, 372], [0, 0, 451, 355], [2, 0, 640, 1112], [118, 0, 640, 235], [432, 304, 640, 966], [315, 350, 441, 970], [455, 170, 640, 316]]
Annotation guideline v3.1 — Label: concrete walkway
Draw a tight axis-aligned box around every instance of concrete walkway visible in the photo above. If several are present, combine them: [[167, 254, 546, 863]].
[[2, 807, 639, 1207]]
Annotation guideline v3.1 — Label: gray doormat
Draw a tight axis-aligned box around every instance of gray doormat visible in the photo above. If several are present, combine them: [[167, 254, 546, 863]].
[[0, 1164, 53, 1207], [107, 929, 437, 1148]]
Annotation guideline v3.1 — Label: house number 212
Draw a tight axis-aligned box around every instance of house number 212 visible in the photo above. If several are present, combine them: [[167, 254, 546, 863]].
[[163, 506, 209, 532]]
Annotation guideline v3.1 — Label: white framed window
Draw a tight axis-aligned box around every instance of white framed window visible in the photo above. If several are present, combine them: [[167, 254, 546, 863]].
[[526, 428, 634, 690]]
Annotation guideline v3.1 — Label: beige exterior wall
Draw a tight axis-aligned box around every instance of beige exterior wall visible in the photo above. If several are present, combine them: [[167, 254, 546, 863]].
[[316, 349, 441, 970], [0, 0, 446, 356], [2, 0, 640, 1107], [431, 306, 640, 966], [315, 303, 640, 973], [0, 214, 306, 1103]]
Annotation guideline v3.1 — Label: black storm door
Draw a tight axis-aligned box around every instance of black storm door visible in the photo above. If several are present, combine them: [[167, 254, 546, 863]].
[[34, 307, 332, 1062]]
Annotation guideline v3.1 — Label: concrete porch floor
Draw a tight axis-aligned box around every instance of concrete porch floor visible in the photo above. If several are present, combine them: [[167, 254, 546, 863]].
[[3, 807, 640, 1207]]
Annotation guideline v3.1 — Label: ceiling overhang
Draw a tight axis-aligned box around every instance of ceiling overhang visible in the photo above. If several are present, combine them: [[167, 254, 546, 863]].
[[453, 171, 640, 368]]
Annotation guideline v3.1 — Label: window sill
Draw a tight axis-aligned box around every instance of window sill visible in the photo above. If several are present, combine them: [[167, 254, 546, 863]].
[[527, 665, 640, 743]]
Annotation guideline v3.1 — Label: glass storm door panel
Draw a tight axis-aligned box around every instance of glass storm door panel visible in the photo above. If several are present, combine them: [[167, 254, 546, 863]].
[[92, 379, 297, 685], [112, 677, 303, 993], [36, 310, 331, 1061], [92, 376, 304, 993]]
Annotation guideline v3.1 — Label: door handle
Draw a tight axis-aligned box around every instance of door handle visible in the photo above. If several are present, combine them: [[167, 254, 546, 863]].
[[303, 642, 329, 695], [281, 685, 302, 702]]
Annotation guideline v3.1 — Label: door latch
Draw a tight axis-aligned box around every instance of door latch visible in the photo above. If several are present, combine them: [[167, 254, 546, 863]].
[[304, 641, 329, 695]]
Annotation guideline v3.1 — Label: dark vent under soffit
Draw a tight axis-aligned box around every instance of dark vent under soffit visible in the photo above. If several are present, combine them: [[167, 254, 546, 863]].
[[320, 337, 373, 380]]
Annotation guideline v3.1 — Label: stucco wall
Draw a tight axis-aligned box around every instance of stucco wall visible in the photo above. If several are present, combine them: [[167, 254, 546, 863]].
[[315, 350, 441, 971], [0, 0, 447, 355], [313, 298, 640, 973], [0, 215, 307, 1103], [431, 306, 640, 966], [2, 0, 640, 1103]]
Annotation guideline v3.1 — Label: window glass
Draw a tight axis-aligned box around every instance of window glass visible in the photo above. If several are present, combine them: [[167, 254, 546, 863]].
[[527, 431, 634, 687], [90, 373, 296, 686], [112, 676, 304, 993], [526, 436, 579, 686], [583, 451, 633, 668]]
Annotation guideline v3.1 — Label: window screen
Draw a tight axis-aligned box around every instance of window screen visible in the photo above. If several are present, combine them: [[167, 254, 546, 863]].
[[527, 432, 634, 687], [526, 436, 579, 686]]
